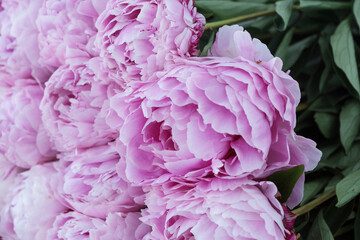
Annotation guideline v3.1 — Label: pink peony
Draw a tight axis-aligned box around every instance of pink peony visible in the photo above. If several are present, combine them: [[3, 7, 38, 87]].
[[210, 25, 323, 208], [0, 164, 68, 240], [95, 0, 205, 83], [106, 26, 321, 210], [0, 79, 56, 168], [40, 58, 122, 152], [36, 0, 107, 71], [141, 178, 295, 239], [0, 6, 34, 83], [47, 211, 150, 240], [0, 0, 51, 84], [109, 54, 320, 185], [53, 144, 145, 219]]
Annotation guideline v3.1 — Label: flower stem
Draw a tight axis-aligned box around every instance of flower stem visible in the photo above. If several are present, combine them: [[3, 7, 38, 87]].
[[204, 5, 300, 30], [292, 188, 336, 216]]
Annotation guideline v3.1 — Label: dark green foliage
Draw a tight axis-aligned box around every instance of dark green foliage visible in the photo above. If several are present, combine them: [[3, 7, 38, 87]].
[[308, 210, 334, 240]]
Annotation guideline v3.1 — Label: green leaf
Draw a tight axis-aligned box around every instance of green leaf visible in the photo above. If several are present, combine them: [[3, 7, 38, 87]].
[[336, 169, 360, 207], [354, 0, 360, 29], [275, 28, 294, 59], [320, 142, 341, 161], [314, 112, 338, 139], [321, 142, 360, 170], [342, 142, 360, 169], [301, 176, 330, 205], [306, 65, 322, 102], [195, 1, 271, 19], [308, 95, 340, 114], [308, 210, 334, 240], [324, 200, 354, 234], [325, 176, 342, 192], [275, 0, 293, 30], [319, 64, 331, 93], [283, 35, 317, 70], [267, 165, 304, 202], [339, 100, 360, 153], [318, 150, 345, 170], [318, 27, 335, 92], [299, 0, 351, 10], [330, 18, 360, 96]]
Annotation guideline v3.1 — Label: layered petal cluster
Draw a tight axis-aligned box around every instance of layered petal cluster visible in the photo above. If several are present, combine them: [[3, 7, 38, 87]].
[[0, 79, 56, 168], [0, 164, 68, 240], [40, 58, 122, 152], [0, 0, 51, 83], [54, 144, 145, 219], [36, 0, 107, 71], [110, 54, 318, 182], [0, 9, 27, 81], [107, 27, 321, 209], [142, 178, 295, 240], [95, 0, 205, 83], [47, 211, 150, 240], [211, 25, 323, 208]]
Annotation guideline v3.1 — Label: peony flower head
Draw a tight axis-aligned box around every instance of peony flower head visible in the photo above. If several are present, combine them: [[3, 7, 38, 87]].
[[95, 0, 205, 83], [0, 6, 33, 83], [210, 25, 301, 129], [0, 164, 68, 240], [36, 0, 107, 71], [141, 178, 295, 239], [106, 26, 321, 212], [110, 54, 319, 185], [210, 25, 322, 208], [40, 58, 122, 152], [53, 144, 145, 219], [0, 0, 51, 84], [47, 211, 150, 240], [0, 79, 56, 168]]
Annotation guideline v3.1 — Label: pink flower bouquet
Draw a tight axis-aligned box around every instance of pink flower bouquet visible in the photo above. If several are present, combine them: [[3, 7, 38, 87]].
[[0, 0, 322, 239]]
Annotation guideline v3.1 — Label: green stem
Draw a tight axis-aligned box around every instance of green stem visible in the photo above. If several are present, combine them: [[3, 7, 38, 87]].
[[292, 188, 336, 216], [204, 5, 300, 30]]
